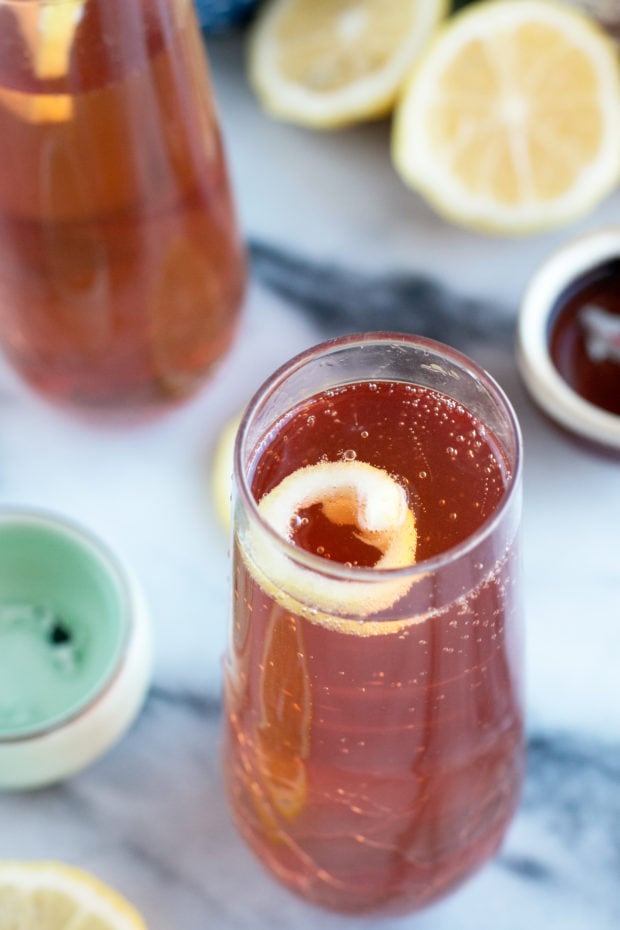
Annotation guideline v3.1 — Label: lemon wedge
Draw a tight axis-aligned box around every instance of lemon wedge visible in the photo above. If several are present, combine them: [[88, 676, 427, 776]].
[[0, 861, 146, 930], [211, 414, 242, 531], [242, 460, 418, 630], [392, 0, 620, 234], [248, 0, 448, 128]]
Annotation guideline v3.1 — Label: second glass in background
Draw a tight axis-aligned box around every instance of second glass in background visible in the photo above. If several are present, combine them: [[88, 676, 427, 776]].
[[0, 0, 245, 406]]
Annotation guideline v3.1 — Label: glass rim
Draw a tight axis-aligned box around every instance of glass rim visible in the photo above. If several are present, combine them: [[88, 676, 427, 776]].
[[235, 332, 523, 585], [0, 507, 134, 744]]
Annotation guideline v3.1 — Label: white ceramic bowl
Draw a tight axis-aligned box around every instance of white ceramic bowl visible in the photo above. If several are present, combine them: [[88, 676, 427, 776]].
[[517, 228, 620, 453]]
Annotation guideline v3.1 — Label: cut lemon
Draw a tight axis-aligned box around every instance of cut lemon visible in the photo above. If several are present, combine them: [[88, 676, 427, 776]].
[[0, 861, 146, 930], [248, 0, 448, 128], [211, 414, 242, 531], [392, 0, 620, 234]]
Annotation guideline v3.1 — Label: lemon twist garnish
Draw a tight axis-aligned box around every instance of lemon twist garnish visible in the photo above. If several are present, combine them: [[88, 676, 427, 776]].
[[243, 460, 417, 629], [260, 459, 414, 566]]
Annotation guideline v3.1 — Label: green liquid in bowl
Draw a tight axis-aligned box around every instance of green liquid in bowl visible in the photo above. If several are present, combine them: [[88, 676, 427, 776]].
[[0, 516, 128, 739]]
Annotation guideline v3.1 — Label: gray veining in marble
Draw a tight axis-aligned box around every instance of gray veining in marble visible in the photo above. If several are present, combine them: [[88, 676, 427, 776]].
[[249, 240, 514, 348]]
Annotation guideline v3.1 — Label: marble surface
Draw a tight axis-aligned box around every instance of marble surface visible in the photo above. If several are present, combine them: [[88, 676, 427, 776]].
[[1, 29, 620, 930]]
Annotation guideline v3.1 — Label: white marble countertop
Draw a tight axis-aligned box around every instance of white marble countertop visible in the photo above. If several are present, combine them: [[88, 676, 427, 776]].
[[1, 30, 620, 930]]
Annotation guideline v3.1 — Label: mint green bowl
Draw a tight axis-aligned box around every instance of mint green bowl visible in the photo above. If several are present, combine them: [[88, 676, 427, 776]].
[[0, 510, 151, 790]]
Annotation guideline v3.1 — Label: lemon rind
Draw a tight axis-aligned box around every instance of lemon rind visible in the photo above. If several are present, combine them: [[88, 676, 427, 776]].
[[392, 0, 620, 234], [241, 460, 421, 633], [249, 0, 449, 129]]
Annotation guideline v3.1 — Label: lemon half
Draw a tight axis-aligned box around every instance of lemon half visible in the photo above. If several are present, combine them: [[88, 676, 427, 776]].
[[0, 862, 146, 930], [249, 0, 448, 128], [393, 0, 620, 234]]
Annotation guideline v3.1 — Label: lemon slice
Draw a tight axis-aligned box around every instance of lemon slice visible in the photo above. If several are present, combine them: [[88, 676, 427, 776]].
[[248, 0, 448, 128], [211, 414, 242, 531], [0, 861, 146, 930], [242, 460, 418, 630], [392, 0, 620, 234]]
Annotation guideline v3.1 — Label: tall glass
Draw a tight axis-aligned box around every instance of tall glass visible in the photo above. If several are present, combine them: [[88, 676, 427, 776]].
[[224, 333, 523, 915], [0, 0, 244, 406]]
